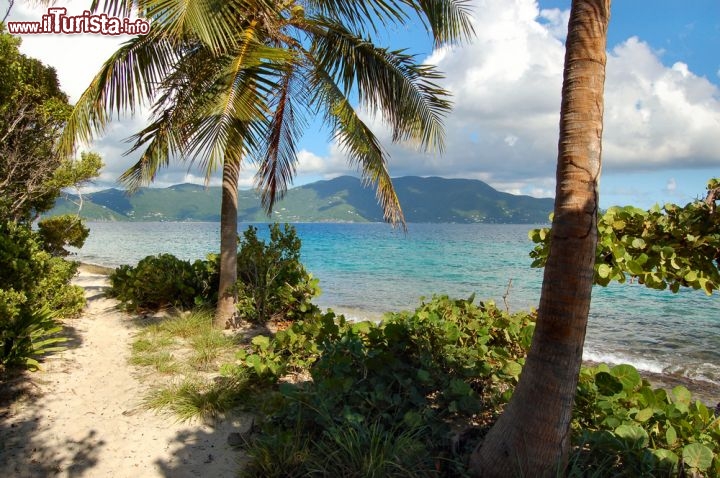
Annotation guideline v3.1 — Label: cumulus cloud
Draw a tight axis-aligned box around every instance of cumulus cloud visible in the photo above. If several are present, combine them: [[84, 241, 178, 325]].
[[8, 0, 719, 200], [362, 0, 720, 198]]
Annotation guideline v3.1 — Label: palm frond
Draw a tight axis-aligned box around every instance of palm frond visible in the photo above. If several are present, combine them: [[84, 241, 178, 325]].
[[404, 0, 475, 45], [118, 110, 182, 189], [140, 0, 244, 52], [310, 19, 452, 152], [310, 66, 406, 228], [119, 46, 224, 189], [303, 0, 411, 35], [183, 29, 292, 176], [89, 0, 138, 17], [254, 63, 307, 213], [57, 33, 178, 158]]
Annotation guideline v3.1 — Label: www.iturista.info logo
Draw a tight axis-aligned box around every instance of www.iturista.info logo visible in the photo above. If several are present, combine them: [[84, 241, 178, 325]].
[[7, 8, 150, 35]]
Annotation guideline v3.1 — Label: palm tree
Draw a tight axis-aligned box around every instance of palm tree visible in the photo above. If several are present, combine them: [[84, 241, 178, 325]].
[[469, 0, 610, 475], [59, 0, 473, 327]]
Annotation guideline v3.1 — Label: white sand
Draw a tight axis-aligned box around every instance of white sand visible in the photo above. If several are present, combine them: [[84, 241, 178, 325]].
[[0, 272, 249, 477]]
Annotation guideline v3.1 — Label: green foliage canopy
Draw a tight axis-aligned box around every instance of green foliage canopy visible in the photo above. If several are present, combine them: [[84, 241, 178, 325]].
[[529, 179, 720, 294]]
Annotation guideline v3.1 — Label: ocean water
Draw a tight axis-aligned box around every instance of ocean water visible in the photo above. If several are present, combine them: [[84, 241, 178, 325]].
[[71, 221, 720, 386]]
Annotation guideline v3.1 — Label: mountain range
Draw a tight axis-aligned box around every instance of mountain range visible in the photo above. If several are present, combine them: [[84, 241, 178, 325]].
[[47, 176, 554, 224]]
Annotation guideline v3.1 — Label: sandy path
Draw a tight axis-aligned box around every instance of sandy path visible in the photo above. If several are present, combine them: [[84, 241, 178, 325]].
[[0, 273, 248, 477]]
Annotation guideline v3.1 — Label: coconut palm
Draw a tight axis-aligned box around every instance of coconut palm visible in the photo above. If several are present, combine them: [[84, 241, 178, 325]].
[[59, 0, 473, 327], [469, 0, 611, 475]]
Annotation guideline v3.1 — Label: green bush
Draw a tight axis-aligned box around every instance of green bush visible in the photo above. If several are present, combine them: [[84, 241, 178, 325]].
[[235, 224, 319, 324], [229, 294, 720, 476], [106, 224, 319, 322], [0, 220, 81, 370], [570, 363, 720, 476], [108, 253, 218, 311], [36, 214, 90, 257], [0, 303, 66, 371], [232, 295, 536, 476]]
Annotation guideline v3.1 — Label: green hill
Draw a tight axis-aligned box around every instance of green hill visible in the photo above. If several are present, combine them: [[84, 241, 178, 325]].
[[45, 176, 553, 224]]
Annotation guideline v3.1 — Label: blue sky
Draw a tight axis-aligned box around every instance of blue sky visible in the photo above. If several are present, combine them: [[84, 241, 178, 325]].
[[7, 0, 720, 209]]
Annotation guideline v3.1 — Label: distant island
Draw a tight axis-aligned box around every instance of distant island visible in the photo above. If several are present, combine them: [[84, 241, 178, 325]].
[[47, 176, 554, 224]]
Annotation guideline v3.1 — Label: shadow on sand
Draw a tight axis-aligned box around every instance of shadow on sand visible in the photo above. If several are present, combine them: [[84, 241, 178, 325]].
[[153, 419, 252, 478]]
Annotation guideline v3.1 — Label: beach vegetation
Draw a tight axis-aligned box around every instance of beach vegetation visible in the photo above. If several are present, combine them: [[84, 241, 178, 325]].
[[226, 295, 535, 476], [530, 178, 720, 294], [126, 288, 720, 475], [234, 224, 320, 325], [0, 29, 100, 371], [571, 364, 720, 476], [143, 376, 249, 423], [108, 224, 320, 325], [108, 253, 217, 312], [129, 309, 248, 421]]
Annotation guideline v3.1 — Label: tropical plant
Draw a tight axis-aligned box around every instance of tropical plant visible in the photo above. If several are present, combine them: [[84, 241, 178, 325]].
[[37, 215, 90, 257], [59, 0, 474, 327], [571, 363, 720, 476], [0, 305, 66, 371], [235, 223, 319, 324], [0, 222, 84, 370], [529, 178, 720, 294], [0, 26, 96, 371], [230, 295, 536, 475], [469, 1, 611, 475], [108, 223, 318, 319], [108, 253, 218, 311]]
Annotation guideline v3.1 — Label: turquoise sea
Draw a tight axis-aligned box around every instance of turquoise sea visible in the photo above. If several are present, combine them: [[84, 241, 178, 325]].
[[71, 221, 720, 387]]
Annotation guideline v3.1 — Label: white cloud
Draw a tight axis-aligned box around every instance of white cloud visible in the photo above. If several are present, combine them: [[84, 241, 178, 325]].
[[355, 0, 720, 198], [9, 1, 132, 102]]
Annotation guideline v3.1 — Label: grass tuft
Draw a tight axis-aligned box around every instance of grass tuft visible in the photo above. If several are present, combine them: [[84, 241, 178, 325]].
[[129, 308, 245, 422], [144, 376, 248, 422]]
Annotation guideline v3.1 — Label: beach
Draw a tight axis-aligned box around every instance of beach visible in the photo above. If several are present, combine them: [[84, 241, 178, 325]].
[[0, 269, 250, 478]]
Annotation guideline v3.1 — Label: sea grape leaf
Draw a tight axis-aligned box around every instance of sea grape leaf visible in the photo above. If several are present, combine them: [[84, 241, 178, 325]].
[[595, 371, 623, 396], [651, 448, 679, 467], [615, 424, 649, 447], [665, 425, 677, 446], [611, 364, 641, 392], [682, 443, 713, 471], [672, 386, 692, 406], [634, 407, 653, 422], [598, 264, 612, 279]]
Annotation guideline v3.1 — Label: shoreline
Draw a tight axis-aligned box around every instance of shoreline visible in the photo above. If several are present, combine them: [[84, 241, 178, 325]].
[[75, 261, 720, 407]]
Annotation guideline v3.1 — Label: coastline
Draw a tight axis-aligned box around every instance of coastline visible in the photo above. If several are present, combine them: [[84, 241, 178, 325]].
[[75, 261, 720, 408]]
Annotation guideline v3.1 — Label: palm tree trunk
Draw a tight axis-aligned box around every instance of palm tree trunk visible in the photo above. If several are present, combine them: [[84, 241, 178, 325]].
[[469, 1, 610, 475], [215, 156, 241, 328]]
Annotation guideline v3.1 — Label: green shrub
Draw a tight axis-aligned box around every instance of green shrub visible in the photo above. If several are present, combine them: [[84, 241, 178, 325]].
[[108, 253, 218, 311], [106, 224, 318, 320], [0, 301, 66, 371], [235, 224, 320, 324], [1, 220, 83, 369], [233, 295, 536, 476], [36, 214, 89, 256], [34, 256, 85, 318], [571, 363, 720, 476]]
